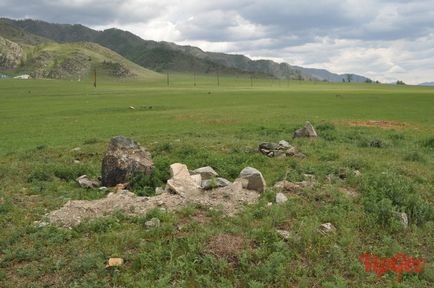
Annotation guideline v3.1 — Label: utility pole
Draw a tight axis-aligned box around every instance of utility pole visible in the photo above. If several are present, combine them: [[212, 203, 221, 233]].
[[166, 72, 169, 86], [93, 68, 96, 88], [194, 72, 196, 87], [217, 69, 220, 87]]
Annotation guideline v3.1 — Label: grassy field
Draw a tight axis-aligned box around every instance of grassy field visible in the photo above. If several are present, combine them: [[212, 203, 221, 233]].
[[0, 75, 433, 287]]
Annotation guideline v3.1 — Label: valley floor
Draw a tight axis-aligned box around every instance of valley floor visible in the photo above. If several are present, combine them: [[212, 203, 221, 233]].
[[0, 77, 433, 287]]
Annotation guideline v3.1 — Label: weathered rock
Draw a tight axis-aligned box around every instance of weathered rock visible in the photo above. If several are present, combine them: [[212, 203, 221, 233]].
[[259, 141, 299, 158], [276, 229, 290, 240], [145, 217, 160, 228], [234, 177, 249, 189], [190, 174, 202, 186], [293, 121, 318, 138], [170, 163, 190, 179], [259, 142, 277, 151], [353, 170, 362, 177], [276, 192, 288, 204], [319, 223, 336, 235], [101, 136, 153, 187], [201, 177, 231, 190], [167, 163, 200, 195], [76, 175, 100, 189], [239, 167, 266, 192], [191, 166, 218, 180], [278, 140, 291, 148], [106, 258, 124, 268]]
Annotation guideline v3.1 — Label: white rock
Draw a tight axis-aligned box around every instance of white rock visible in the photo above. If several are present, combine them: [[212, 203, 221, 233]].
[[145, 218, 160, 228], [167, 163, 200, 195], [278, 140, 290, 148], [170, 163, 191, 179], [276, 229, 290, 240], [276, 192, 288, 204], [319, 223, 336, 235], [190, 174, 202, 186]]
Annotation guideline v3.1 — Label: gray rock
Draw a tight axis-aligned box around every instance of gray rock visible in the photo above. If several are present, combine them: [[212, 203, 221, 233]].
[[259, 142, 277, 151], [201, 177, 232, 190], [259, 141, 299, 158], [278, 140, 290, 148], [145, 218, 160, 228], [239, 167, 266, 192], [192, 166, 218, 180], [101, 136, 153, 187], [293, 121, 318, 138], [76, 175, 100, 189], [276, 192, 288, 204], [304, 121, 318, 137]]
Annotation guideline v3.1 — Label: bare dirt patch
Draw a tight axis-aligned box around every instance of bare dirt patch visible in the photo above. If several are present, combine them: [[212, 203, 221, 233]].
[[337, 120, 411, 129], [205, 233, 249, 263], [44, 182, 260, 227]]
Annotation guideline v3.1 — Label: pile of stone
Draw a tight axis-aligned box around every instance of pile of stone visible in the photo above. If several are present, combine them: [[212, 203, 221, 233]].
[[258, 140, 305, 158], [167, 164, 266, 194], [47, 135, 269, 227]]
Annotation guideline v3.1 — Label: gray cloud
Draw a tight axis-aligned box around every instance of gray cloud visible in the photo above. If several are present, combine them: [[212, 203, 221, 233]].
[[1, 0, 434, 83]]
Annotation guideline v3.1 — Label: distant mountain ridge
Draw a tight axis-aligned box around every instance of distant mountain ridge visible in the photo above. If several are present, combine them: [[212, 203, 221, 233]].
[[1, 18, 372, 82], [418, 82, 434, 86], [0, 19, 160, 80], [294, 66, 370, 83]]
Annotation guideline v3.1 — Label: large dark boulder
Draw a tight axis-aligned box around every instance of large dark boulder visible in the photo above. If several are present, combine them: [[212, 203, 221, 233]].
[[101, 136, 153, 187]]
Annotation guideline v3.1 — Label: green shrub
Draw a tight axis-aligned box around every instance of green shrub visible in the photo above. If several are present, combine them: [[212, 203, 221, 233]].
[[359, 173, 434, 227], [403, 151, 426, 162], [129, 157, 171, 196], [27, 168, 53, 182], [316, 123, 337, 141], [52, 164, 93, 181], [421, 136, 434, 149]]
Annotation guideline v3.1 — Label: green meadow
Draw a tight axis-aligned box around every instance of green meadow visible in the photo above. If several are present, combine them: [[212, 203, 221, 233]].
[[0, 75, 433, 287]]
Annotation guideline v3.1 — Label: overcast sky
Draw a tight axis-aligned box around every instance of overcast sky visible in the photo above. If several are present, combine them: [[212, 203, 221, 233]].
[[2, 0, 434, 84]]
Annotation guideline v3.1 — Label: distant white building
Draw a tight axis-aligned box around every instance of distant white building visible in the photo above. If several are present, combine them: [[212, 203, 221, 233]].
[[14, 74, 31, 80]]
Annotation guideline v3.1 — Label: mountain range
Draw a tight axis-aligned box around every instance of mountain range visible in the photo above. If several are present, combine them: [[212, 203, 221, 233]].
[[1, 18, 372, 82], [418, 82, 434, 86]]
